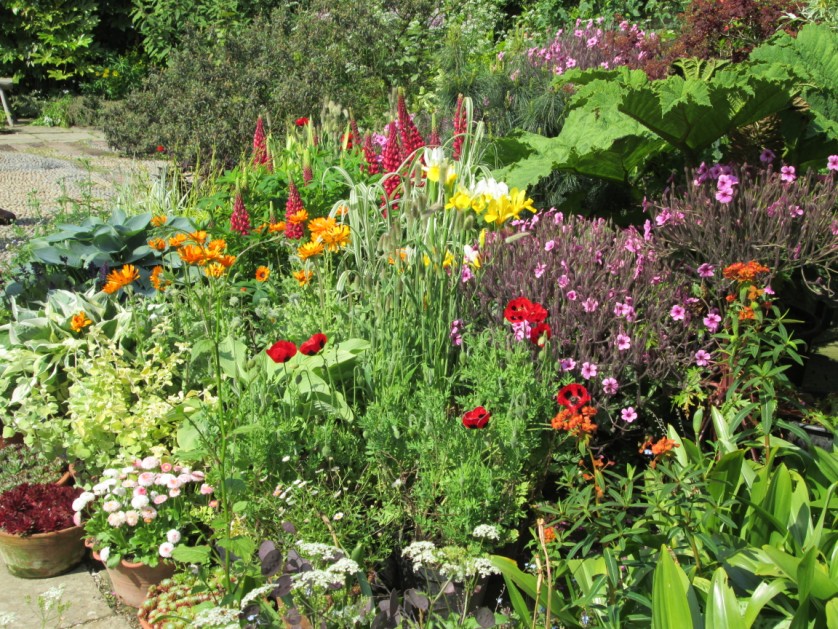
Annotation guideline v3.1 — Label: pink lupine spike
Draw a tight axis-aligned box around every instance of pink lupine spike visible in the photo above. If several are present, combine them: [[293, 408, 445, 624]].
[[231, 194, 251, 235]]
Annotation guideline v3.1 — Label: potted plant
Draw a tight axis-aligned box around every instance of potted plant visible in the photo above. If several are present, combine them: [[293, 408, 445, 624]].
[[0, 444, 72, 494], [0, 482, 85, 577], [74, 456, 212, 607]]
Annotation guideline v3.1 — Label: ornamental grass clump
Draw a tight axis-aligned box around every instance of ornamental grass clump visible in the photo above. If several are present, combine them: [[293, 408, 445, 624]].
[[468, 209, 699, 426], [648, 161, 838, 300]]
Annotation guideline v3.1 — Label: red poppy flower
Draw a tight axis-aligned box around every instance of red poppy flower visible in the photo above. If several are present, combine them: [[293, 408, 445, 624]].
[[556, 384, 590, 413], [295, 117, 309, 127], [462, 406, 491, 429], [300, 333, 328, 356], [526, 302, 548, 324], [266, 340, 297, 363], [156, 145, 165, 152], [504, 297, 534, 323], [530, 322, 552, 346]]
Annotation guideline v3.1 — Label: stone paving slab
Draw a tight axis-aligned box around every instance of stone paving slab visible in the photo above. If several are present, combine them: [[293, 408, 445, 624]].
[[0, 555, 133, 628]]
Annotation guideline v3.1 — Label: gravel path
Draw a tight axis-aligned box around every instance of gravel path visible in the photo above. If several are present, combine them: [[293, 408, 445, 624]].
[[0, 125, 164, 270]]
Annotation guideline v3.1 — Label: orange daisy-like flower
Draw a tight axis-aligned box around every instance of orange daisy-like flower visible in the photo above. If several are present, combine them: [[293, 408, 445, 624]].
[[150, 215, 168, 227], [267, 221, 286, 233], [204, 262, 226, 278], [287, 209, 309, 225], [188, 230, 208, 244], [178, 244, 207, 266], [738, 306, 755, 321], [308, 216, 337, 240], [70, 311, 92, 333], [150, 265, 170, 292], [298, 241, 324, 260], [320, 224, 351, 252], [148, 238, 167, 251], [168, 233, 188, 248], [255, 266, 270, 282], [216, 254, 236, 268], [102, 264, 140, 294], [293, 269, 314, 286], [551, 406, 598, 438]]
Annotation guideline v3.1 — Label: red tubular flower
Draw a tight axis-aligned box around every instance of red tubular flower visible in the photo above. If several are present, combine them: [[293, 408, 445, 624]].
[[462, 406, 491, 429], [253, 116, 269, 166], [284, 180, 305, 240], [300, 333, 328, 356], [295, 117, 309, 127], [230, 194, 251, 235], [266, 340, 297, 363], [530, 322, 552, 346], [556, 384, 591, 414]]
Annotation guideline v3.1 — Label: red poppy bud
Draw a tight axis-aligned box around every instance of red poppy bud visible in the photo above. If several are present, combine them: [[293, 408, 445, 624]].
[[300, 333, 328, 356], [530, 322, 552, 346], [462, 406, 491, 429], [266, 340, 297, 363]]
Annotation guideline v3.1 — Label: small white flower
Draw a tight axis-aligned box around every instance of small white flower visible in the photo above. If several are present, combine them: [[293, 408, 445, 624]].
[[159, 542, 174, 558], [141, 456, 160, 470], [107, 511, 126, 527], [282, 455, 291, 462], [99, 547, 110, 562], [131, 494, 149, 509], [103, 500, 121, 513], [166, 529, 181, 544], [137, 472, 156, 487], [124, 510, 140, 526], [333, 512, 344, 521]]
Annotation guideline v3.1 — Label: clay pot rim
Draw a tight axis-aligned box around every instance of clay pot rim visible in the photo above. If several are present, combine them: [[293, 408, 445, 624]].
[[87, 541, 171, 571], [0, 524, 83, 540]]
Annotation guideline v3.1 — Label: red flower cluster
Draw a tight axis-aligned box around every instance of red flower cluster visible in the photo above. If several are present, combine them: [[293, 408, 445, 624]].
[[252, 116, 269, 166], [452, 94, 467, 160], [381, 121, 402, 200], [230, 194, 251, 236], [462, 406, 491, 429], [504, 297, 548, 324], [295, 117, 309, 127], [363, 134, 379, 175], [552, 384, 597, 438], [266, 333, 328, 363], [284, 180, 305, 240], [397, 91, 424, 160]]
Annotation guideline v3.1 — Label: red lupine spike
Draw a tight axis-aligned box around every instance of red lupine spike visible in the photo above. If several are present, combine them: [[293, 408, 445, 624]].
[[397, 91, 425, 159], [428, 113, 440, 148], [350, 118, 361, 149], [363, 133, 380, 175], [231, 194, 251, 236], [382, 122, 402, 174], [284, 180, 305, 240], [253, 116, 268, 166], [453, 94, 466, 160]]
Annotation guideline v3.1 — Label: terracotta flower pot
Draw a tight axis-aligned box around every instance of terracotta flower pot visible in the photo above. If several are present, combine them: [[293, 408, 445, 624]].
[[105, 558, 175, 608], [0, 525, 85, 578]]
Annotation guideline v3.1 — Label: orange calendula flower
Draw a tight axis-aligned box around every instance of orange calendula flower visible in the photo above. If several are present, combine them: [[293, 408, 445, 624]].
[[188, 230, 208, 244], [293, 269, 313, 286], [204, 262, 226, 278], [308, 216, 337, 239], [178, 244, 206, 265], [287, 209, 309, 225], [150, 215, 168, 227], [216, 254, 236, 268], [320, 224, 351, 252], [102, 264, 140, 294], [738, 306, 755, 320], [298, 241, 324, 260], [148, 238, 167, 251], [255, 266, 270, 282], [150, 266, 170, 292], [168, 233, 188, 248], [267, 221, 286, 233], [722, 261, 770, 283], [206, 239, 227, 253], [70, 311, 92, 333]]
